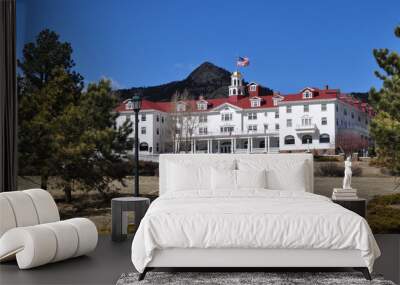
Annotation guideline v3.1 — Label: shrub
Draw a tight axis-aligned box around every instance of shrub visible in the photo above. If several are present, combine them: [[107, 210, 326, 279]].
[[135, 161, 159, 176], [367, 193, 400, 233], [315, 162, 362, 177], [314, 155, 342, 162]]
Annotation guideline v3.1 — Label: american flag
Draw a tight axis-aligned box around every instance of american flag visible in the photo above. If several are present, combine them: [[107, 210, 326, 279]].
[[236, 56, 250, 67]]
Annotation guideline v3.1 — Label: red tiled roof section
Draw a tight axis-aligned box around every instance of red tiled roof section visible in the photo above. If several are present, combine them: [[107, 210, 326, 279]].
[[114, 88, 373, 115], [282, 89, 340, 102]]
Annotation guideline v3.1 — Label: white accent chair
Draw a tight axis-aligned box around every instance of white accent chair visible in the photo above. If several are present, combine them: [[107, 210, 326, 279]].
[[0, 189, 98, 269]]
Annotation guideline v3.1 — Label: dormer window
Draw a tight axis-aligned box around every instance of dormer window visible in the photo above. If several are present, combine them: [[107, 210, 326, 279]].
[[249, 85, 257, 92], [303, 90, 313, 99], [127, 101, 133, 110], [197, 101, 207, 110], [250, 97, 261, 108], [176, 102, 186, 112]]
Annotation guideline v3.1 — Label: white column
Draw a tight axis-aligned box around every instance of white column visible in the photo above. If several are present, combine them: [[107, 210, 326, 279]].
[[193, 139, 196, 153], [217, 140, 221, 153], [231, 138, 234, 153], [247, 138, 250, 153], [250, 137, 253, 153], [207, 139, 210, 154], [233, 138, 236, 153], [264, 136, 267, 153], [268, 136, 272, 153]]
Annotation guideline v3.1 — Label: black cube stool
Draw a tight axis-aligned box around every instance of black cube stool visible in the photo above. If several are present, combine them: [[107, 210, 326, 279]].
[[111, 197, 150, 241]]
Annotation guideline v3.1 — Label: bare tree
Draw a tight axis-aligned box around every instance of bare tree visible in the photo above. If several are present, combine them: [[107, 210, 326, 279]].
[[165, 90, 199, 153], [336, 130, 364, 156]]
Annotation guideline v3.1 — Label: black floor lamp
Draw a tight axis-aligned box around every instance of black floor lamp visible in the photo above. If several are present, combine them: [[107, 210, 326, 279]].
[[132, 94, 142, 197]]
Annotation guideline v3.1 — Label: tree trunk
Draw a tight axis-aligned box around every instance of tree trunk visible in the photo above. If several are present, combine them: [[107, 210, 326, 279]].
[[64, 185, 72, 203], [41, 174, 48, 190]]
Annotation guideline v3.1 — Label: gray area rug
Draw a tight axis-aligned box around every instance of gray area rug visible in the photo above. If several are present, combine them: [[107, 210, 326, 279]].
[[116, 272, 395, 285]]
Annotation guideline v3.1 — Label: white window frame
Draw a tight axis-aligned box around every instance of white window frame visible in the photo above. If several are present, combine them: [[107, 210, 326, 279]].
[[199, 115, 207, 123], [321, 103, 327, 111], [248, 112, 257, 120], [286, 105, 292, 113], [321, 117, 327, 125], [248, 125, 257, 132], [304, 105, 309, 112], [141, 127, 146, 134], [287, 119, 292, 127], [249, 85, 257, 91]]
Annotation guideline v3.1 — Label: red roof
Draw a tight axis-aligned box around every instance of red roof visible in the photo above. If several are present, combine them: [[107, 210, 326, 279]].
[[115, 88, 372, 116]]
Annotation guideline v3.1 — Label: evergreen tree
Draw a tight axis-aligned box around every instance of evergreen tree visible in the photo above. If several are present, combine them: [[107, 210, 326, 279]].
[[369, 26, 400, 178], [18, 30, 132, 201]]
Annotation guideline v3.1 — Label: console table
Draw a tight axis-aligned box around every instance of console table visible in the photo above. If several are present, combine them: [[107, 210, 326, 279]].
[[111, 197, 150, 241]]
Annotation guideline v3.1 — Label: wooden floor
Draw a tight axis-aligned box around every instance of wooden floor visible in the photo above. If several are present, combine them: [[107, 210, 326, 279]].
[[0, 235, 399, 285]]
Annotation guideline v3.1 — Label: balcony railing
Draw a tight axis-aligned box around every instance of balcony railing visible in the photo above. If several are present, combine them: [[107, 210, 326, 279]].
[[295, 124, 318, 133], [188, 130, 279, 138]]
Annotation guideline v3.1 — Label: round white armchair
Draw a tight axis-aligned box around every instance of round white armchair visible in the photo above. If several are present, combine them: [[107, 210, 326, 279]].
[[0, 189, 98, 269]]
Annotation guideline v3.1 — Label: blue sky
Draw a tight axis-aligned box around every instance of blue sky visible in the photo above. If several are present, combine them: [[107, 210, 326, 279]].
[[17, 0, 399, 94]]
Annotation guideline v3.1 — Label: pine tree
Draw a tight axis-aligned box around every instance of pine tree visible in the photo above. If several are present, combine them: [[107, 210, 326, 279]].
[[18, 30, 133, 201], [369, 26, 400, 178]]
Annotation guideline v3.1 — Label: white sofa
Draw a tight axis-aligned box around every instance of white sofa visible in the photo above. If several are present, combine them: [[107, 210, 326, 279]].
[[0, 189, 98, 269]]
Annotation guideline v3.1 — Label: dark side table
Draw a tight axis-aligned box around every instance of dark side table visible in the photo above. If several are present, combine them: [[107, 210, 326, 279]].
[[111, 197, 150, 242], [332, 198, 366, 218]]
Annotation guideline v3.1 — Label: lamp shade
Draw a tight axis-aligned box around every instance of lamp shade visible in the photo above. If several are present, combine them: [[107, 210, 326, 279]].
[[132, 95, 142, 111]]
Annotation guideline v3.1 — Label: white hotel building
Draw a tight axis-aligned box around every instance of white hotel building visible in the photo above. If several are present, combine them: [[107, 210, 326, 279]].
[[115, 71, 373, 155]]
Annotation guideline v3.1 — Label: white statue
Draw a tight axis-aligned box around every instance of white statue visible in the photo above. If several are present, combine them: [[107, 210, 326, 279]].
[[343, 156, 352, 189]]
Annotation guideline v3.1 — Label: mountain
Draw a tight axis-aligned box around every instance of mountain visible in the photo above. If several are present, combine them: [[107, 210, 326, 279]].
[[115, 62, 272, 102]]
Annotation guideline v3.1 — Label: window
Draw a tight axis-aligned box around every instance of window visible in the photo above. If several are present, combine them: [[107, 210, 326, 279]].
[[156, 143, 159, 152], [197, 102, 207, 110], [156, 115, 159, 122], [304, 105, 309, 112], [250, 99, 261, 108], [358, 116, 361, 122], [284, 135, 295, 145], [161, 116, 164, 123], [127, 101, 133, 110], [199, 127, 208, 135], [177, 102, 186, 112], [199, 115, 207, 123], [275, 123, 280, 130], [286, 105, 292, 113], [287, 119, 292, 127], [249, 85, 257, 91], [302, 135, 312, 144], [139, 142, 149, 151], [141, 114, 146, 121], [220, 126, 234, 133], [125, 115, 130, 122], [303, 90, 312, 99], [156, 128, 159, 135], [141, 127, 146, 134], [344, 108, 347, 116], [321, 103, 327, 111], [275, 111, 279, 118], [264, 124, 268, 131], [351, 112, 354, 119], [232, 89, 236, 95], [301, 117, 312, 126], [221, 113, 232, 121], [248, 125, 257, 132], [321, 117, 327, 125], [319, 134, 330, 143], [248, 112, 257, 120], [336, 119, 338, 126]]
